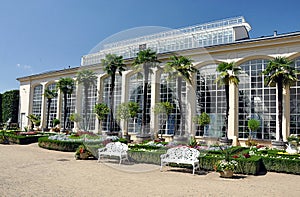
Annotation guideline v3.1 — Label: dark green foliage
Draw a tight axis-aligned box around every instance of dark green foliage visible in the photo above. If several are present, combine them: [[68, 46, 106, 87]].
[[2, 132, 46, 144], [235, 156, 265, 175], [2, 90, 19, 123], [38, 137, 82, 152], [0, 93, 2, 123], [128, 150, 165, 165], [261, 157, 300, 174]]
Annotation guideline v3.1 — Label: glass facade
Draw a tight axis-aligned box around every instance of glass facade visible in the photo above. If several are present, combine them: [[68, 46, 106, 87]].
[[238, 59, 276, 140], [32, 84, 43, 118], [47, 83, 58, 127], [82, 16, 249, 66], [60, 86, 76, 130], [80, 84, 97, 131], [127, 73, 151, 134], [102, 76, 122, 131], [158, 74, 186, 135], [290, 57, 300, 135], [195, 65, 226, 137]]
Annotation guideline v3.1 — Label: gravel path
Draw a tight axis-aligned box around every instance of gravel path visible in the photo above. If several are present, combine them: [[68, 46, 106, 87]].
[[0, 143, 300, 197]]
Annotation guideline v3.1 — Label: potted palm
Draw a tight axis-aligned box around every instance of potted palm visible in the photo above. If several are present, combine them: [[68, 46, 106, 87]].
[[214, 147, 238, 178]]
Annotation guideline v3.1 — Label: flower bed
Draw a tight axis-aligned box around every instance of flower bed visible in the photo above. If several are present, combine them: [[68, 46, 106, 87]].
[[1, 130, 49, 144]]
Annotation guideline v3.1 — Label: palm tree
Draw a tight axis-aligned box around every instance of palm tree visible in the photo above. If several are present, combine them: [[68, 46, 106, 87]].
[[56, 77, 75, 132], [76, 69, 97, 131], [132, 48, 160, 136], [262, 57, 298, 142], [43, 88, 57, 130], [164, 55, 197, 136], [216, 62, 240, 138], [101, 54, 126, 133]]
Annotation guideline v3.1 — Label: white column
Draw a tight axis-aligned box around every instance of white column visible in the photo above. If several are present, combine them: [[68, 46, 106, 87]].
[[74, 81, 82, 132], [186, 82, 196, 137], [56, 90, 62, 129], [282, 87, 290, 141], [40, 83, 47, 129], [275, 84, 280, 141], [228, 82, 239, 145], [150, 68, 161, 138]]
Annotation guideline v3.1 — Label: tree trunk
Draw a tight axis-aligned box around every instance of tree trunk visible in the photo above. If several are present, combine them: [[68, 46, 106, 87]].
[[142, 65, 149, 136], [278, 77, 283, 141], [109, 74, 116, 133], [46, 98, 51, 129], [84, 85, 89, 131], [63, 93, 68, 132], [177, 77, 183, 136], [224, 84, 229, 137]]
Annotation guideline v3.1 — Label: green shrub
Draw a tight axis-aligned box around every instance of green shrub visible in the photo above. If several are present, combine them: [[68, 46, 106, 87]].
[[2, 90, 19, 123], [38, 137, 82, 152], [1, 131, 46, 144], [128, 150, 166, 165], [261, 157, 300, 175]]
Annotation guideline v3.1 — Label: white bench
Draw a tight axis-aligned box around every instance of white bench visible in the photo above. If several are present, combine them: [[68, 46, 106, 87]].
[[97, 142, 129, 165], [160, 146, 200, 175]]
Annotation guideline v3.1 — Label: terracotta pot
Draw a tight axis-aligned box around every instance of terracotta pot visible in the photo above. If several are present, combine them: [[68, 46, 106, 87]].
[[80, 152, 89, 159], [220, 170, 234, 178]]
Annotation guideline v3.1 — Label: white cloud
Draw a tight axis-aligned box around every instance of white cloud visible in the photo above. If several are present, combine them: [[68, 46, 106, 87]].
[[16, 63, 32, 70]]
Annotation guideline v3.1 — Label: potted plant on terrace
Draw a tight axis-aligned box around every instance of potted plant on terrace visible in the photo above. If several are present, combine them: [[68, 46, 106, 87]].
[[214, 147, 238, 178]]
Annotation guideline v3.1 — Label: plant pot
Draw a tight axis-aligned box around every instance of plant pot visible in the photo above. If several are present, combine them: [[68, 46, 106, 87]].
[[79, 152, 89, 160], [219, 170, 234, 178]]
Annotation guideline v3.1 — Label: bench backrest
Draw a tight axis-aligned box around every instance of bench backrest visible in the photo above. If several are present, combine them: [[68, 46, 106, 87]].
[[166, 146, 200, 161], [105, 142, 128, 152]]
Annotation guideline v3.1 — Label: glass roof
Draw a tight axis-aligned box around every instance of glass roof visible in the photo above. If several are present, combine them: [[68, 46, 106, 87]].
[[82, 16, 251, 66]]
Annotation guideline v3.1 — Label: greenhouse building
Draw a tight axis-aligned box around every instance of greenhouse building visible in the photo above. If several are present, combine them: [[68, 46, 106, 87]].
[[17, 16, 300, 145]]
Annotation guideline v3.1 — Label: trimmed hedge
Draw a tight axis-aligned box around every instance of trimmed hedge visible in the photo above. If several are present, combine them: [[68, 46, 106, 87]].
[[128, 150, 166, 165], [199, 155, 264, 175], [1, 132, 46, 145], [1, 90, 19, 123], [261, 157, 300, 175], [38, 137, 82, 152]]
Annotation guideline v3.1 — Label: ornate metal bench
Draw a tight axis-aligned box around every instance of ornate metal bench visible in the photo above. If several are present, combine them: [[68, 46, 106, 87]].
[[97, 142, 129, 165], [160, 146, 200, 175]]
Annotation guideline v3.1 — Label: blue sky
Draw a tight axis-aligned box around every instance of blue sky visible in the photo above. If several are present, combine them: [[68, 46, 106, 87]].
[[1, 0, 300, 93]]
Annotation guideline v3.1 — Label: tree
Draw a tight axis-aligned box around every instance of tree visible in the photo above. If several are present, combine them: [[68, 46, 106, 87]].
[[116, 102, 140, 135], [69, 113, 82, 131], [26, 114, 39, 130], [164, 55, 197, 136], [76, 69, 97, 131], [101, 54, 126, 133], [247, 119, 260, 138], [193, 112, 211, 136], [94, 103, 110, 134], [43, 88, 57, 130], [56, 77, 75, 132], [153, 101, 174, 139], [2, 90, 19, 124], [216, 62, 240, 138], [262, 57, 298, 141], [133, 48, 160, 136]]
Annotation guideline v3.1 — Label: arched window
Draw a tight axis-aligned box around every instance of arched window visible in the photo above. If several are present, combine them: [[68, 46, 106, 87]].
[[101, 76, 122, 131], [127, 72, 151, 133], [81, 83, 97, 131], [290, 57, 300, 135], [47, 83, 57, 127], [195, 65, 226, 137], [238, 59, 276, 140], [32, 84, 43, 118], [60, 85, 76, 130], [158, 73, 186, 135]]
